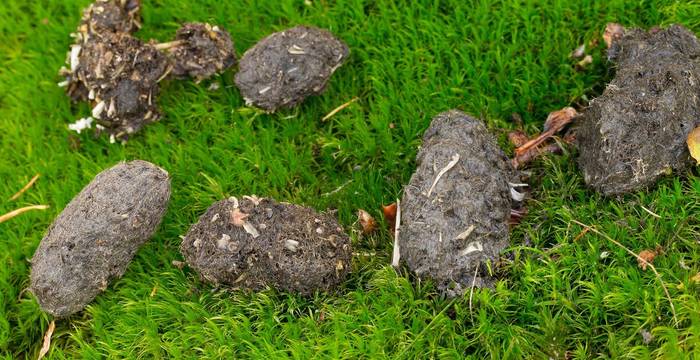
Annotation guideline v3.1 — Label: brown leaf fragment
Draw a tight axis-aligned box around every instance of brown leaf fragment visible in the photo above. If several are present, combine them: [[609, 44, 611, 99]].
[[357, 209, 377, 235], [686, 126, 700, 164], [516, 107, 577, 156], [38, 320, 55, 360], [382, 203, 397, 233], [638, 249, 657, 270], [604, 23, 625, 48], [230, 208, 249, 227], [511, 142, 562, 169], [507, 130, 529, 148], [509, 208, 527, 227]]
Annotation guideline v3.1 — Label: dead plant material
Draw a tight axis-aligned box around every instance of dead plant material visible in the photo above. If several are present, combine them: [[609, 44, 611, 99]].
[[382, 203, 397, 234], [37, 320, 56, 360], [391, 198, 401, 269], [511, 142, 562, 169], [357, 209, 377, 235], [514, 107, 577, 155], [687, 126, 700, 164], [10, 173, 40, 201], [322, 97, 359, 121], [576, 55, 593, 69], [507, 130, 529, 148], [638, 249, 657, 270], [0, 205, 49, 224], [572, 220, 678, 324]]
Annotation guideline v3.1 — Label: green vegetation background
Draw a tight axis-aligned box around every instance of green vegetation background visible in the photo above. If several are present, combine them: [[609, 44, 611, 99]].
[[2, 0, 700, 358]]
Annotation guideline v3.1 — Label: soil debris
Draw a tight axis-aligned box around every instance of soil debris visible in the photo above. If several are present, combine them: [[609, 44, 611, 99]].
[[399, 110, 517, 296], [180, 196, 352, 295], [166, 23, 237, 81], [80, 0, 141, 35], [235, 25, 350, 111], [30, 160, 171, 317], [576, 25, 700, 195]]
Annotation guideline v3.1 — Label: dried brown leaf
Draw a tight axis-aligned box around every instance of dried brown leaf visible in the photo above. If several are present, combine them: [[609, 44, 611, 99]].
[[382, 203, 397, 233], [38, 320, 55, 360], [357, 209, 377, 235], [638, 249, 657, 270], [686, 126, 700, 164]]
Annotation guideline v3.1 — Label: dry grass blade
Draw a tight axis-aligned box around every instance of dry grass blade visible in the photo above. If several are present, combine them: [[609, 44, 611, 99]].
[[322, 97, 359, 121], [10, 173, 40, 201], [0, 205, 50, 224], [572, 220, 678, 325], [391, 198, 401, 269], [37, 320, 55, 360]]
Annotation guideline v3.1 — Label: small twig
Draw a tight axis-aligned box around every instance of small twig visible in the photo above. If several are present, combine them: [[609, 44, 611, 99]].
[[322, 97, 359, 121], [10, 174, 40, 201], [427, 153, 460, 197], [391, 198, 401, 269], [37, 320, 55, 360], [572, 220, 678, 325], [514, 107, 577, 156], [468, 265, 479, 314], [0, 205, 49, 224], [153, 40, 184, 51], [640, 205, 661, 219]]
